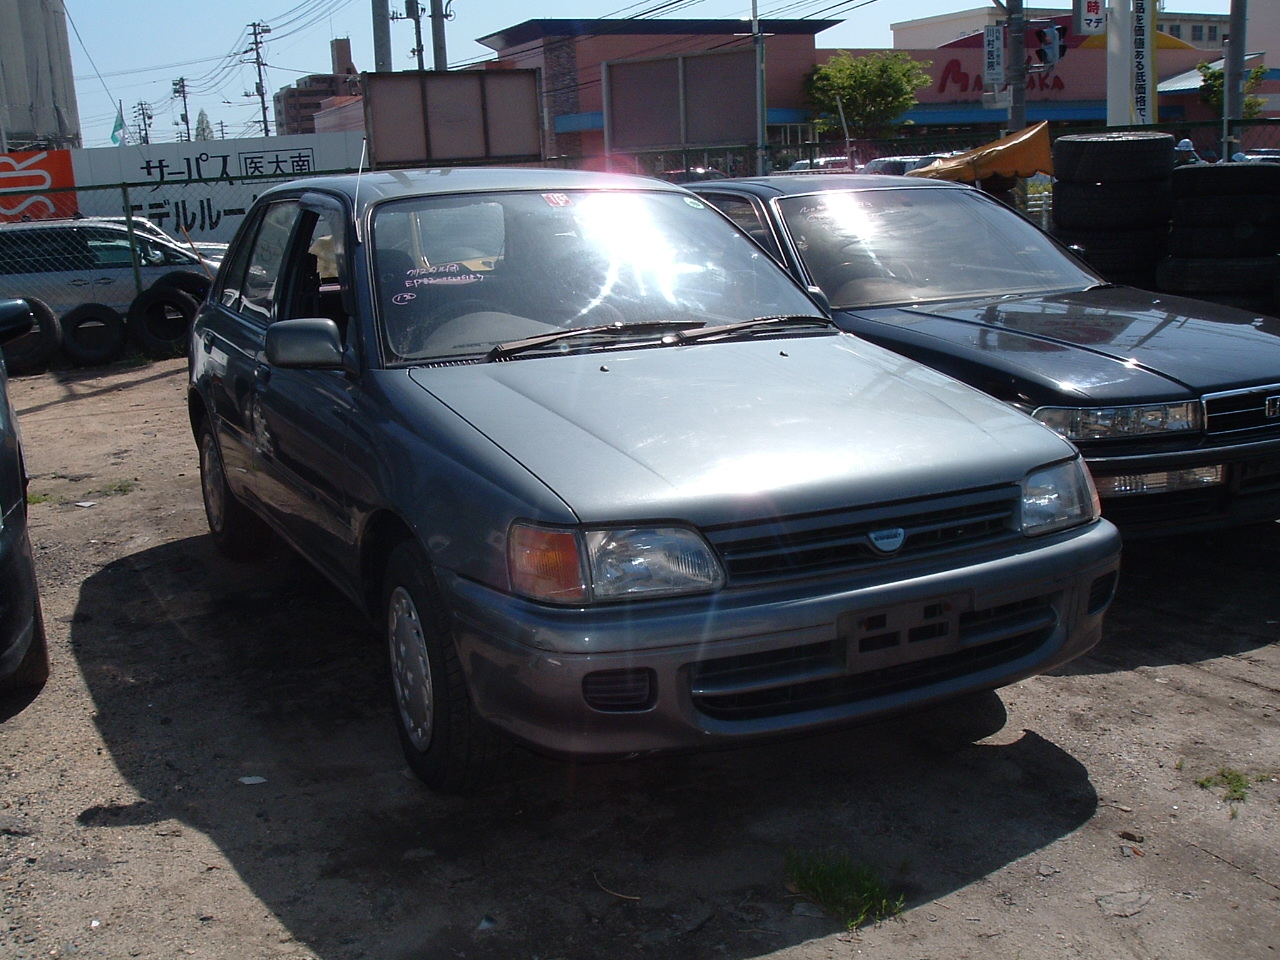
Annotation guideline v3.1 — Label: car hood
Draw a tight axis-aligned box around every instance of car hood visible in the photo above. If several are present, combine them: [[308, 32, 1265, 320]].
[[850, 286, 1280, 401], [408, 335, 1074, 525]]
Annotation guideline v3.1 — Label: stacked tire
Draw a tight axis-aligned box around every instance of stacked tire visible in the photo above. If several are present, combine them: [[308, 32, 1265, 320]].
[[1156, 163, 1280, 315], [1050, 131, 1175, 288]]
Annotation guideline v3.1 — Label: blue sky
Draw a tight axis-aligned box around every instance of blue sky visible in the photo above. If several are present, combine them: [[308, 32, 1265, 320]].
[[64, 0, 1232, 148]]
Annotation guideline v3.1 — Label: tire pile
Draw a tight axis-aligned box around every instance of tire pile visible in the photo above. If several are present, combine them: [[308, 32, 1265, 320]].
[[1155, 162, 1280, 315], [1, 270, 210, 376], [1049, 131, 1175, 288]]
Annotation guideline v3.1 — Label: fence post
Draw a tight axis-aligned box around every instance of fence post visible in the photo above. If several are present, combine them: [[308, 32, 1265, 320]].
[[120, 183, 144, 298]]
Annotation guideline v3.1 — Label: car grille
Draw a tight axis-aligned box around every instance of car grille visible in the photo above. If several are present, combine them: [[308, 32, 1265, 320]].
[[702, 485, 1021, 586], [689, 594, 1057, 721], [1203, 383, 1280, 438]]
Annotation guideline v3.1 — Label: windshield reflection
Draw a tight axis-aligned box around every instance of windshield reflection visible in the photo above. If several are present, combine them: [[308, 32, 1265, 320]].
[[372, 190, 820, 361], [775, 189, 1099, 309]]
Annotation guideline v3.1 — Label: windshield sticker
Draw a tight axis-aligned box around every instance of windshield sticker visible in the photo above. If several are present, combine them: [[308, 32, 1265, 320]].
[[542, 193, 573, 207], [683, 197, 705, 209]]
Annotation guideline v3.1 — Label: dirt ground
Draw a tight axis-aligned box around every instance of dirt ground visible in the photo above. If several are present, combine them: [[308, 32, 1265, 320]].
[[1, 356, 1278, 960]]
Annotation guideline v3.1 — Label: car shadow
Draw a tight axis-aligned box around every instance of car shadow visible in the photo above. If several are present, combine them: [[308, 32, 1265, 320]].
[[1062, 520, 1280, 677], [71, 536, 1096, 960]]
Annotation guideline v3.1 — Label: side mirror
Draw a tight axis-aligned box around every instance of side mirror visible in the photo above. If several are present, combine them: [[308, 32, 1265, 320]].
[[0, 299, 34, 346], [265, 317, 344, 369]]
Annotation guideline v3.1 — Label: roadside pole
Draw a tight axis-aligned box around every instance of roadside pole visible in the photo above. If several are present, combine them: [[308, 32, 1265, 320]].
[[1005, 0, 1027, 132]]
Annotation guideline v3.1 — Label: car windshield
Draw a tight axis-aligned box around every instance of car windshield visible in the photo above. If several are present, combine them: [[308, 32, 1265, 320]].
[[372, 189, 822, 361], [775, 187, 1099, 309]]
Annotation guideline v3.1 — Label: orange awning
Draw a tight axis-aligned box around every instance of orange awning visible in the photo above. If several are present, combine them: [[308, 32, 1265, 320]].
[[906, 120, 1053, 182]]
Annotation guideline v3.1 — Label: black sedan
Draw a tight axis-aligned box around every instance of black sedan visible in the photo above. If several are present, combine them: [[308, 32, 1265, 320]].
[[691, 175, 1280, 536], [0, 299, 48, 694]]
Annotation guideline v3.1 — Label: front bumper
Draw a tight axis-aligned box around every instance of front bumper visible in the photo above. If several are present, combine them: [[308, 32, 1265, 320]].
[[1085, 434, 1280, 536], [440, 519, 1121, 759]]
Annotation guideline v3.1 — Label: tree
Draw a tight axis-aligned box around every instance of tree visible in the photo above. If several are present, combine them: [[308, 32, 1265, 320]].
[[194, 108, 215, 141], [1196, 61, 1267, 119], [804, 51, 932, 139]]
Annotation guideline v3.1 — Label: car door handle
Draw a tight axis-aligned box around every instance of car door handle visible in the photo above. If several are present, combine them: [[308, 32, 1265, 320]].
[[254, 364, 271, 386], [69, 279, 90, 286], [94, 277, 114, 285], [202, 331, 215, 349]]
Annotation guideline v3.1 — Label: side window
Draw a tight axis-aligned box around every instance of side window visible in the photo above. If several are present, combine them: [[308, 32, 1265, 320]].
[[700, 194, 782, 262], [81, 228, 140, 267], [239, 201, 300, 325], [280, 209, 350, 336], [216, 211, 263, 312], [2, 229, 93, 273]]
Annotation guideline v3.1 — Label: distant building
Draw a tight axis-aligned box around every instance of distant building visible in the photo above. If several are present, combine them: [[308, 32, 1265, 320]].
[[0, 0, 81, 150], [273, 38, 360, 136]]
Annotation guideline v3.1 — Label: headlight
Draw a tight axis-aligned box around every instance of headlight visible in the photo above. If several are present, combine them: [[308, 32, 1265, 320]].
[[1032, 401, 1202, 440], [1021, 458, 1100, 536], [508, 522, 724, 603]]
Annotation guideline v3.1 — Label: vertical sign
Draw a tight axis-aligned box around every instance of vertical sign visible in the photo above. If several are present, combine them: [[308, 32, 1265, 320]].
[[1131, 0, 1156, 124], [1074, 0, 1106, 35], [984, 25, 1006, 87]]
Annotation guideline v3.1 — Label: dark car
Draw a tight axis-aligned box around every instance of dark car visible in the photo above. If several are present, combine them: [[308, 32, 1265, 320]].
[[0, 299, 49, 694], [189, 167, 1119, 791], [690, 174, 1280, 536]]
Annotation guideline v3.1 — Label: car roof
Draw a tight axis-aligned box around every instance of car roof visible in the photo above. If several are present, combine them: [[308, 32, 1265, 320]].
[[0, 218, 137, 233], [258, 166, 691, 213], [686, 174, 968, 199]]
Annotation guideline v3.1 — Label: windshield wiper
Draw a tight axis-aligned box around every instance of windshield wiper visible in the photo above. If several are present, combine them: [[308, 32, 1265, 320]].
[[486, 319, 705, 361], [670, 315, 832, 344]]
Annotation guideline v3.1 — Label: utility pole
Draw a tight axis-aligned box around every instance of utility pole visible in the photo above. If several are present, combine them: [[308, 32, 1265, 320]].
[[429, 0, 448, 71], [172, 77, 191, 141], [133, 101, 153, 144], [1223, 0, 1248, 158], [372, 0, 393, 72], [752, 0, 766, 175], [1004, 0, 1027, 131], [392, 1, 426, 71], [245, 21, 272, 136]]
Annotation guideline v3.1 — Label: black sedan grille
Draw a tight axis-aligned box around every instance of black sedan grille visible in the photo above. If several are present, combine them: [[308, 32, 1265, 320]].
[[703, 486, 1021, 586], [1204, 383, 1280, 438]]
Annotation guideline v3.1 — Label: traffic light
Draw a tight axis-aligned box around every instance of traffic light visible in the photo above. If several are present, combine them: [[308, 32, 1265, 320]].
[[1036, 25, 1068, 66]]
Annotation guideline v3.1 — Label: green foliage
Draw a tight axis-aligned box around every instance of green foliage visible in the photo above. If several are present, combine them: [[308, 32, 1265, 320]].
[[194, 108, 215, 141], [805, 51, 932, 139], [784, 848, 904, 929], [1196, 62, 1268, 119], [1196, 766, 1250, 803]]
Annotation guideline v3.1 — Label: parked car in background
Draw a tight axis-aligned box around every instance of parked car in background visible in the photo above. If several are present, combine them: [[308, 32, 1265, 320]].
[[787, 156, 851, 172], [690, 174, 1280, 536], [89, 216, 228, 266], [0, 218, 209, 318], [190, 167, 1119, 791], [0, 299, 49, 694], [858, 155, 947, 175], [654, 166, 728, 183]]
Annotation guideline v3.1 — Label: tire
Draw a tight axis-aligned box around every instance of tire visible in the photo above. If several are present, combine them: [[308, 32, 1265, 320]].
[[0, 602, 49, 692], [1172, 162, 1280, 197], [127, 287, 199, 358], [1156, 256, 1280, 295], [1171, 193, 1280, 228], [1168, 223, 1280, 259], [58, 303, 127, 367], [151, 269, 212, 303], [198, 418, 269, 559], [383, 540, 509, 792], [1051, 180, 1171, 231], [1052, 132, 1174, 183], [1, 298, 62, 375], [1051, 226, 1168, 273]]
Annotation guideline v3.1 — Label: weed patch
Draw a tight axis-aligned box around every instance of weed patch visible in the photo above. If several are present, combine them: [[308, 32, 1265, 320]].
[[784, 848, 904, 929]]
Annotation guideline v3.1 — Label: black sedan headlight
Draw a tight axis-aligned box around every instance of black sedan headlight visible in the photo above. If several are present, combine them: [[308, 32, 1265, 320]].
[[1032, 401, 1202, 440]]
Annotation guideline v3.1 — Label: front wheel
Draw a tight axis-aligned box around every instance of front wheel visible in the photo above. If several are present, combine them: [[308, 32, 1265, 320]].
[[198, 419, 268, 559], [383, 541, 508, 792]]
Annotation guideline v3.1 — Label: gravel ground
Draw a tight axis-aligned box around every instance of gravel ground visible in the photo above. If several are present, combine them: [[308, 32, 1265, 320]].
[[1, 356, 1278, 960]]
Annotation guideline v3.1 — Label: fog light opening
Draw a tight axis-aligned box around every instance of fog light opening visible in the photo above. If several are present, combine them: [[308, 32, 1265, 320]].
[[1095, 465, 1224, 497]]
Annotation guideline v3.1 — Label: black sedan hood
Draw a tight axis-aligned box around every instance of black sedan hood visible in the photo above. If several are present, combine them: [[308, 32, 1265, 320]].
[[848, 286, 1280, 403]]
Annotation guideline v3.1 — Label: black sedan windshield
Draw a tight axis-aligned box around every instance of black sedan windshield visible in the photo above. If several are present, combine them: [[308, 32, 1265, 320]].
[[775, 188, 1099, 309], [373, 190, 822, 361]]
